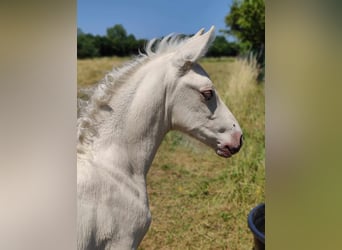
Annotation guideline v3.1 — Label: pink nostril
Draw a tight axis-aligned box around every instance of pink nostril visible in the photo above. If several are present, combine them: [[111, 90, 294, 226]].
[[227, 134, 243, 154]]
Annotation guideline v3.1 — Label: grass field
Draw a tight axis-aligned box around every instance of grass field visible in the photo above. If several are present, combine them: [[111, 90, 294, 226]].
[[78, 56, 265, 250]]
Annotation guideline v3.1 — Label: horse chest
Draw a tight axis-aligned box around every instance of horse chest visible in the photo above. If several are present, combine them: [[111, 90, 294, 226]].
[[78, 166, 151, 248]]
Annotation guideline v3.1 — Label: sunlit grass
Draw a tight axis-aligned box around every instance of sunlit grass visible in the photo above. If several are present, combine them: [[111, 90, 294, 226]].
[[77, 56, 129, 88], [77, 56, 265, 250]]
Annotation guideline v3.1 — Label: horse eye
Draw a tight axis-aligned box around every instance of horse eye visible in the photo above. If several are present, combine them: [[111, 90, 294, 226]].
[[201, 90, 213, 101]]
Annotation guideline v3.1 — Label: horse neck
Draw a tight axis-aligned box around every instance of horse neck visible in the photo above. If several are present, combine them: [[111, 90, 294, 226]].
[[92, 57, 172, 178]]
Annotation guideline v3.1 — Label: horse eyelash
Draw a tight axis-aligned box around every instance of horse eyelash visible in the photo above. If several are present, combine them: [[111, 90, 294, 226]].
[[201, 90, 214, 101]]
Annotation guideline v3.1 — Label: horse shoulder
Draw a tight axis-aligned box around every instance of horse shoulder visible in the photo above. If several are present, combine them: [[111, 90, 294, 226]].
[[77, 160, 151, 249]]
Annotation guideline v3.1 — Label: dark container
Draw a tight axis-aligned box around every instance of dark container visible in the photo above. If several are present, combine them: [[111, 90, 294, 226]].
[[247, 203, 265, 250]]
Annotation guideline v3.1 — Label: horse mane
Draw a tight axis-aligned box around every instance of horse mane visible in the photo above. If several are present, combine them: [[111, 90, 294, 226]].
[[77, 33, 191, 155]]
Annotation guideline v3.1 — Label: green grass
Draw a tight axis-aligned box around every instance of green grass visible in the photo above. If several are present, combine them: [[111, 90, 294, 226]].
[[77, 56, 265, 250]]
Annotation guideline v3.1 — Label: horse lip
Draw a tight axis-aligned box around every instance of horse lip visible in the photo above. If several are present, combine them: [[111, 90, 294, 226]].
[[216, 147, 232, 158]]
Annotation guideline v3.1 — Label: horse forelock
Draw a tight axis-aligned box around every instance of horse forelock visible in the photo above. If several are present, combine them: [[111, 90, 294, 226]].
[[77, 33, 192, 155], [144, 33, 190, 57]]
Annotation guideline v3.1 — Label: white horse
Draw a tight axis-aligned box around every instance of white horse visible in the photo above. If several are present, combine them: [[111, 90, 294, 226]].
[[77, 26, 243, 250]]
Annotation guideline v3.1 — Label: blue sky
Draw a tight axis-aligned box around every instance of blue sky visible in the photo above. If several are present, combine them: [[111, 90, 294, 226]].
[[77, 0, 233, 39]]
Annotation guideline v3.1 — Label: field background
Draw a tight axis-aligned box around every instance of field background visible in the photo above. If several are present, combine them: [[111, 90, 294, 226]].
[[78, 56, 265, 250]]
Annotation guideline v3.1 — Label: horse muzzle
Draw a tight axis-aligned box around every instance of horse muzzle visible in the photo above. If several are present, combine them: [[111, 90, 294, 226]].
[[216, 134, 243, 158]]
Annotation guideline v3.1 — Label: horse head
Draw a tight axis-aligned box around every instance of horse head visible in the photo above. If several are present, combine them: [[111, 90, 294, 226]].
[[168, 26, 243, 158]]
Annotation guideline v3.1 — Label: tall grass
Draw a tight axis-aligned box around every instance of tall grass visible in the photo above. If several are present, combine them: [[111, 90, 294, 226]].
[[77, 56, 264, 250], [77, 56, 129, 88], [227, 54, 260, 96]]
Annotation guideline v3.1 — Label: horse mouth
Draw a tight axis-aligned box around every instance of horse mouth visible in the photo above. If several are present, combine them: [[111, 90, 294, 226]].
[[216, 147, 232, 158]]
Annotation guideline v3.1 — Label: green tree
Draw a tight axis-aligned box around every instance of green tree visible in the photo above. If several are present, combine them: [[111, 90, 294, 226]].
[[207, 36, 239, 57], [105, 24, 147, 56], [107, 24, 127, 40], [225, 0, 265, 63], [77, 32, 99, 58], [106, 24, 128, 56], [93, 35, 112, 57]]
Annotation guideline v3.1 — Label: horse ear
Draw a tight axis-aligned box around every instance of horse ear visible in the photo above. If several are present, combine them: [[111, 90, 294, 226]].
[[193, 28, 205, 37], [174, 26, 215, 67]]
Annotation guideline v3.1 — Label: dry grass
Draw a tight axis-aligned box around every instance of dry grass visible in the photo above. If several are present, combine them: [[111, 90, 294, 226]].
[[77, 57, 129, 88], [227, 55, 260, 95], [77, 56, 265, 250]]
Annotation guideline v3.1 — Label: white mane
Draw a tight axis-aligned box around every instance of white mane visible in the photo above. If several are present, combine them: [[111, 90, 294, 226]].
[[144, 33, 190, 57], [77, 33, 192, 155]]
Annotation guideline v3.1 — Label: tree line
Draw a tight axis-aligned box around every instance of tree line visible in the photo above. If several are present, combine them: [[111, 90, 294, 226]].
[[77, 24, 240, 59], [78, 0, 264, 63]]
